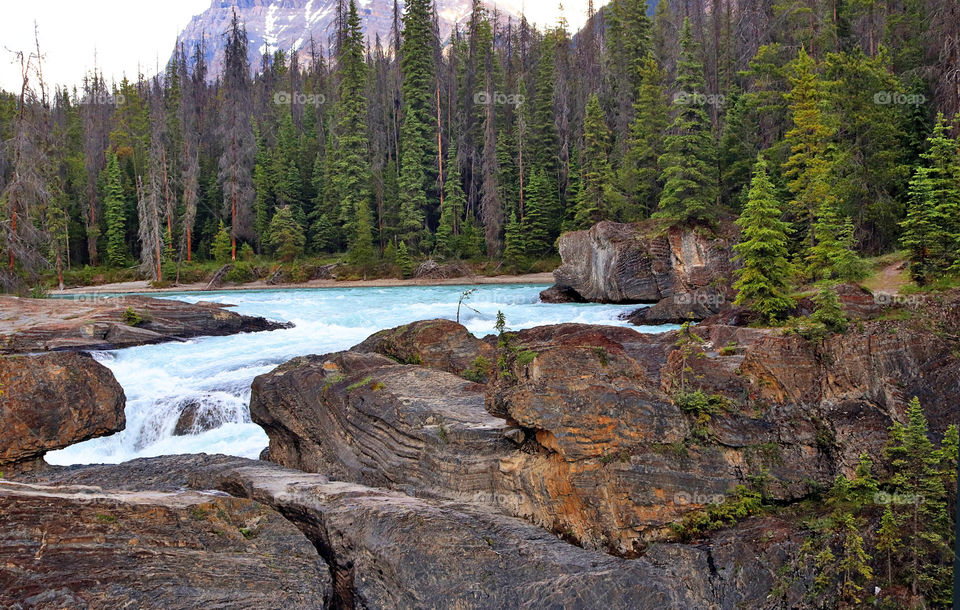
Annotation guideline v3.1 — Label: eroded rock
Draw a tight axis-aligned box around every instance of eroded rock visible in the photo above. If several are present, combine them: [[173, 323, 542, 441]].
[[0, 295, 290, 354], [0, 352, 125, 471], [0, 478, 331, 609], [541, 220, 737, 305]]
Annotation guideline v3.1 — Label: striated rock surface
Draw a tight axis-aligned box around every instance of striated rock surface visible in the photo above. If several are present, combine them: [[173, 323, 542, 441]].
[[541, 220, 737, 306], [0, 477, 331, 608], [0, 352, 125, 471], [0, 295, 289, 354], [15, 454, 809, 609], [251, 349, 512, 495], [350, 318, 494, 377], [253, 314, 960, 557]]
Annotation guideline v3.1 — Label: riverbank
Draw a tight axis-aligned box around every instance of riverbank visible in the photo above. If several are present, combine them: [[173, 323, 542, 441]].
[[56, 272, 555, 295]]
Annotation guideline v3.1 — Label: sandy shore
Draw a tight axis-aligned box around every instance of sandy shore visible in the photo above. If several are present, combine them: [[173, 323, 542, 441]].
[[58, 272, 556, 295]]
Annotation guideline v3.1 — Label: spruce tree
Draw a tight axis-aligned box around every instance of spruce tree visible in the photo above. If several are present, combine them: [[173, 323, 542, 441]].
[[395, 239, 414, 277], [523, 167, 556, 257], [397, 0, 437, 251], [211, 220, 232, 263], [218, 9, 257, 260], [805, 194, 866, 282], [783, 47, 835, 249], [656, 18, 717, 223], [503, 211, 524, 265], [900, 167, 940, 283], [913, 114, 960, 274], [573, 94, 617, 229], [267, 206, 306, 262], [619, 54, 668, 219], [436, 145, 465, 258], [733, 155, 795, 321], [884, 397, 954, 602], [333, 0, 375, 267], [102, 152, 127, 267]]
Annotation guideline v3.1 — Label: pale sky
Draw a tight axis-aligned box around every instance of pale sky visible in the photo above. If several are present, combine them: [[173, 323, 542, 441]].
[[0, 0, 602, 92]]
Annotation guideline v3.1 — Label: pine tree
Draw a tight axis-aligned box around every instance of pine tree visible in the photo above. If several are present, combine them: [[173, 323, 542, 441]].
[[395, 239, 414, 277], [805, 195, 866, 282], [875, 504, 901, 589], [218, 9, 257, 259], [102, 152, 127, 267], [910, 114, 960, 274], [523, 167, 556, 256], [884, 397, 954, 602], [435, 145, 465, 258], [503, 210, 524, 265], [333, 0, 375, 267], [783, 47, 835, 249], [573, 93, 617, 229], [267, 206, 306, 262], [211, 220, 232, 263], [900, 166, 941, 283], [656, 18, 717, 222], [619, 54, 668, 219], [733, 155, 795, 321], [397, 0, 437, 251]]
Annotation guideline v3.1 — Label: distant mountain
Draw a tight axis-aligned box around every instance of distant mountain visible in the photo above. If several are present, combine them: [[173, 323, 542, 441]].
[[175, 0, 525, 76]]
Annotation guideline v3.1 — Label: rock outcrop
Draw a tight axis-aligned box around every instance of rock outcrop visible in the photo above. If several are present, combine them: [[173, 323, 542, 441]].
[[0, 477, 331, 608], [0, 352, 125, 472], [0, 295, 290, 354], [253, 315, 960, 557], [540, 221, 737, 310], [350, 318, 495, 376], [13, 454, 810, 609]]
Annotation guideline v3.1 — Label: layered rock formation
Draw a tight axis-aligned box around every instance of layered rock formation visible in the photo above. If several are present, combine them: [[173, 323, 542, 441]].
[[0, 295, 289, 353], [542, 220, 737, 302], [14, 454, 810, 609], [0, 478, 331, 608], [252, 310, 960, 558], [0, 352, 125, 473]]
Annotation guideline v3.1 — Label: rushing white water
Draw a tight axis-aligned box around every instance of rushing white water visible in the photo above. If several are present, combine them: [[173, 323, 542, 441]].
[[48, 283, 668, 465]]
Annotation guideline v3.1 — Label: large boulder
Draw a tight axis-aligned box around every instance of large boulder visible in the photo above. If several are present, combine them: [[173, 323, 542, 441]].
[[251, 349, 514, 496], [541, 220, 737, 305], [0, 295, 290, 354], [0, 352, 125, 471], [0, 478, 331, 608], [350, 318, 495, 377]]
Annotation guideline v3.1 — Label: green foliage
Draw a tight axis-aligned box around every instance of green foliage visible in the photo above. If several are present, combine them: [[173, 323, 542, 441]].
[[572, 94, 619, 228], [102, 152, 127, 267], [900, 114, 960, 282], [461, 356, 493, 383], [395, 240, 414, 278], [121, 307, 142, 326], [810, 286, 849, 333], [267, 206, 305, 262], [211, 221, 233, 264], [733, 155, 795, 321], [619, 54, 668, 218], [224, 261, 255, 283], [670, 486, 764, 541], [655, 19, 718, 223], [346, 376, 374, 392]]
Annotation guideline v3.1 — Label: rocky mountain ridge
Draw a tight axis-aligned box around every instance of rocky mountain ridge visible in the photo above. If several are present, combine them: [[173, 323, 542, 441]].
[[176, 0, 527, 77]]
